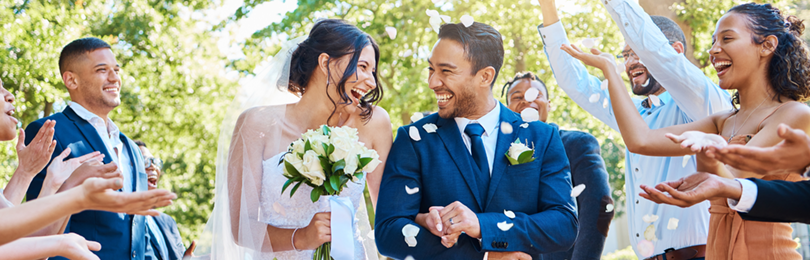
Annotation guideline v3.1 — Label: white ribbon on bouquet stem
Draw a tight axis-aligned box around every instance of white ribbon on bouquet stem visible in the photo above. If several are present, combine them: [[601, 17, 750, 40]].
[[329, 196, 355, 260]]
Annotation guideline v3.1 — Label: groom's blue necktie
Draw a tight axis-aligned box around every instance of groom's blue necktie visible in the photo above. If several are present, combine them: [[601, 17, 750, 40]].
[[464, 123, 490, 199]]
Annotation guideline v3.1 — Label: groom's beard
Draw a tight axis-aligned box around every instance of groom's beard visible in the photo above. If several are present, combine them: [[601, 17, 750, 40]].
[[438, 86, 480, 119]]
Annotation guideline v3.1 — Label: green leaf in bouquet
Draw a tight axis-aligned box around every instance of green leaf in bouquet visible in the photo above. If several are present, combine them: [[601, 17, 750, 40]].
[[322, 143, 330, 156], [310, 186, 323, 202], [281, 179, 294, 194], [324, 179, 335, 194], [304, 140, 312, 152], [327, 144, 335, 156], [322, 125, 331, 135], [353, 172, 364, 183], [289, 181, 304, 198], [284, 161, 301, 177], [518, 150, 535, 164], [332, 159, 346, 173], [358, 156, 373, 171], [318, 156, 331, 174], [329, 175, 340, 194]]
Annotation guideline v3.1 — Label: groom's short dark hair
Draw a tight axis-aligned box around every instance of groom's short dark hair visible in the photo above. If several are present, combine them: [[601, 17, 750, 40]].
[[438, 22, 505, 88], [59, 37, 112, 75]]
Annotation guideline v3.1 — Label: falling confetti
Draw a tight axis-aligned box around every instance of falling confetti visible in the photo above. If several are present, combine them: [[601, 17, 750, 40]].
[[601, 79, 609, 90], [423, 123, 438, 133], [605, 204, 614, 212], [667, 218, 679, 230], [273, 202, 286, 216], [426, 9, 439, 17], [520, 123, 529, 128], [571, 184, 586, 197], [524, 88, 540, 102], [603, 98, 609, 109], [504, 210, 516, 219], [405, 256, 415, 260], [440, 15, 451, 23], [682, 155, 690, 168], [402, 224, 420, 247], [410, 112, 424, 123], [520, 108, 540, 122], [642, 214, 659, 223], [385, 27, 397, 40], [497, 221, 514, 231], [589, 93, 600, 103], [409, 126, 421, 141], [405, 185, 420, 195], [649, 95, 661, 107], [460, 15, 474, 27], [402, 49, 414, 57], [500, 121, 513, 135], [580, 37, 601, 49], [637, 240, 655, 258], [644, 224, 657, 241], [405, 236, 418, 247], [429, 16, 442, 33]]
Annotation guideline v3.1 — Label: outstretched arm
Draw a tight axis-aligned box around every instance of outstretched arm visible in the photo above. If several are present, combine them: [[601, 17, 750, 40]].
[[0, 234, 101, 260], [561, 44, 719, 157], [706, 124, 810, 175]]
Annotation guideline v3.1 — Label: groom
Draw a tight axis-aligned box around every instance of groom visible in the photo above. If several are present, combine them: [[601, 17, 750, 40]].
[[375, 22, 577, 259]]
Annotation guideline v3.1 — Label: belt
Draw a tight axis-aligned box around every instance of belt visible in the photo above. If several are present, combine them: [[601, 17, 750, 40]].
[[643, 245, 706, 260]]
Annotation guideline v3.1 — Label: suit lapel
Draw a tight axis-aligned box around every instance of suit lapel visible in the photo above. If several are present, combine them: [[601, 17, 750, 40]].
[[121, 134, 145, 192], [435, 116, 484, 210], [484, 104, 521, 209], [63, 107, 114, 164]]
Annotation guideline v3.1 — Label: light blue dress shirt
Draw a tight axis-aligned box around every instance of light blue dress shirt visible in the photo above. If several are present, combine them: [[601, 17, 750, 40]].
[[539, 0, 732, 258], [454, 100, 501, 176]]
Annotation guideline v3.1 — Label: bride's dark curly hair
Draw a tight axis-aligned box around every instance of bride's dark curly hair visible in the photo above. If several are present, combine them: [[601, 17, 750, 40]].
[[728, 3, 810, 109], [287, 19, 382, 123]]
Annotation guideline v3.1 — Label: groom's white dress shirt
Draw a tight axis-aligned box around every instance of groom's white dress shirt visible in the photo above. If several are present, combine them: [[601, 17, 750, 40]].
[[728, 178, 759, 212], [69, 101, 133, 192], [454, 100, 500, 176]]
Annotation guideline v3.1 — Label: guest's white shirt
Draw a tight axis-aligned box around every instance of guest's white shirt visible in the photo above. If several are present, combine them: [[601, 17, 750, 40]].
[[454, 100, 500, 176], [69, 102, 133, 192]]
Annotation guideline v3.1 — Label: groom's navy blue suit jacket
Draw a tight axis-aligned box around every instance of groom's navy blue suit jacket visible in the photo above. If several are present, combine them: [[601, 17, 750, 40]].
[[375, 103, 578, 259], [25, 106, 151, 260]]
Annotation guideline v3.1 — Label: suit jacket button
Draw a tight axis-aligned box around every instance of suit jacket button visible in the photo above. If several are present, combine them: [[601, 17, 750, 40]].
[[492, 241, 497, 248], [504, 242, 509, 248]]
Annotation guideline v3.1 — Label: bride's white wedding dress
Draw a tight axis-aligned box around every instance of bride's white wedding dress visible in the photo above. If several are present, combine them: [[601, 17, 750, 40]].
[[259, 152, 374, 259]]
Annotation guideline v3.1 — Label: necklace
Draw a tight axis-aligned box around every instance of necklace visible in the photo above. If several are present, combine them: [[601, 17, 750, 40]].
[[729, 98, 768, 141]]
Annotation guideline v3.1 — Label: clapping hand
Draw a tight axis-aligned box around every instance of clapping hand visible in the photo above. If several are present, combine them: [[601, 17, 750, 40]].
[[76, 177, 176, 216], [15, 120, 57, 177], [666, 131, 728, 153], [42, 148, 104, 194], [705, 123, 810, 176], [639, 172, 742, 208], [560, 44, 617, 73], [59, 160, 122, 192]]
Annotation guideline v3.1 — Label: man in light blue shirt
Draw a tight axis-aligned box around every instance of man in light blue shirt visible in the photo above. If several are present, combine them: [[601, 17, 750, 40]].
[[536, 0, 731, 259]]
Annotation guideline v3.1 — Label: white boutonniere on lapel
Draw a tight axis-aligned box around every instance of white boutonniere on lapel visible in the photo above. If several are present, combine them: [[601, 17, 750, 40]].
[[505, 139, 535, 165]]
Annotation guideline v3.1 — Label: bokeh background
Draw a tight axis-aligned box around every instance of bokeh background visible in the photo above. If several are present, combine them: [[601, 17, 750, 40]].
[[1, 0, 809, 258]]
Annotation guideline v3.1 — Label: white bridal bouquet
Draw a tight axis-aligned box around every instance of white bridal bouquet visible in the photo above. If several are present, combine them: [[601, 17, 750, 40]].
[[281, 125, 381, 260]]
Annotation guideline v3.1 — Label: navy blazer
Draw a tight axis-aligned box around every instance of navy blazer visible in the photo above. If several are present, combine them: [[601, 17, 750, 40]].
[[25, 106, 149, 260], [375, 103, 578, 259], [151, 213, 186, 260], [739, 178, 810, 224]]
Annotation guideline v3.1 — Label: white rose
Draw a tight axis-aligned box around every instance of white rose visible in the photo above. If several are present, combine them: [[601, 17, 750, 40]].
[[291, 139, 306, 155], [360, 148, 382, 172], [330, 136, 357, 162], [330, 126, 360, 142], [508, 142, 532, 161], [283, 152, 305, 177], [301, 129, 323, 141], [344, 154, 359, 174], [301, 150, 325, 186], [307, 134, 330, 156]]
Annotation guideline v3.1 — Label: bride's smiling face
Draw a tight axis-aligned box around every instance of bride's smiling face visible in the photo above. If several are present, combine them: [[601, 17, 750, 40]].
[[321, 45, 378, 114]]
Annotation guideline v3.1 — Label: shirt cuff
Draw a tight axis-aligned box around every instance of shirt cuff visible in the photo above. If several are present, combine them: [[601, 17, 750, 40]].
[[727, 178, 758, 213], [537, 21, 569, 47], [483, 252, 489, 260]]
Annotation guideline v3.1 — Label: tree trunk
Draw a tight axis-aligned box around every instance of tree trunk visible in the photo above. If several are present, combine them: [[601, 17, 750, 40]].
[[43, 101, 53, 117], [638, 0, 701, 67]]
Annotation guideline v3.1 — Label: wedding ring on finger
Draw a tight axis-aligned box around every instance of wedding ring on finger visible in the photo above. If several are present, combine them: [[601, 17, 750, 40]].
[[449, 218, 455, 225]]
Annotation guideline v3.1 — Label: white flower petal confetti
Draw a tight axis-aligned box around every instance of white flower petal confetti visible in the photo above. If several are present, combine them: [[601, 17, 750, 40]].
[[500, 121, 513, 135], [637, 240, 655, 258], [603, 98, 609, 109], [405, 236, 418, 247], [423, 123, 438, 133], [642, 214, 659, 223], [410, 112, 424, 123], [601, 79, 609, 90], [520, 123, 529, 128], [682, 155, 690, 168], [605, 204, 614, 212], [667, 218, 679, 230], [524, 88, 540, 102], [644, 224, 657, 241], [405, 185, 420, 195], [429, 16, 442, 33], [426, 9, 439, 17], [520, 108, 540, 122], [272, 202, 286, 216], [409, 126, 421, 141], [589, 93, 600, 103], [440, 15, 451, 23], [405, 256, 415, 260], [649, 95, 661, 107], [497, 221, 514, 231], [504, 210, 516, 219], [402, 224, 420, 237], [402, 49, 413, 57], [571, 184, 586, 197], [460, 15, 474, 27], [385, 27, 397, 40], [580, 37, 601, 49]]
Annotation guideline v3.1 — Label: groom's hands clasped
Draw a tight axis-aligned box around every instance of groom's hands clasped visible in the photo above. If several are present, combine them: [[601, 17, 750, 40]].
[[417, 201, 481, 248]]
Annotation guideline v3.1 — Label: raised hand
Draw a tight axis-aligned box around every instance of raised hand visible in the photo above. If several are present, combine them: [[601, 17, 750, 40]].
[[639, 172, 742, 208], [59, 160, 121, 192], [666, 131, 728, 152], [183, 240, 197, 257], [705, 123, 810, 176], [41, 149, 104, 195], [560, 44, 617, 73], [54, 233, 102, 260], [438, 201, 480, 248], [488, 251, 533, 260], [295, 212, 331, 250], [76, 177, 176, 216], [16, 120, 57, 177]]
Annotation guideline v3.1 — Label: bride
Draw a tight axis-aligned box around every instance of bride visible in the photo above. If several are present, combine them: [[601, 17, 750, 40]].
[[196, 19, 392, 259]]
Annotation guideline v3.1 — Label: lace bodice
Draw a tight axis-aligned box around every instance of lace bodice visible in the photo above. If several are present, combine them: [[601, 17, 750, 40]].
[[259, 152, 372, 259]]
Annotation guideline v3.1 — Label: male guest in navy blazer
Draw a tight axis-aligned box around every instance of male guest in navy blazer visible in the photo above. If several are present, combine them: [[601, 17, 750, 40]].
[[375, 22, 578, 260], [25, 37, 157, 260]]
